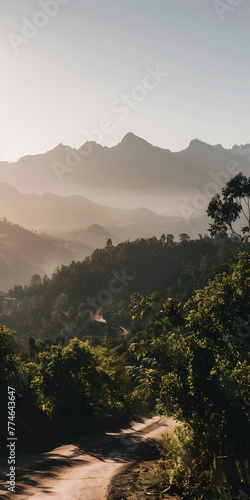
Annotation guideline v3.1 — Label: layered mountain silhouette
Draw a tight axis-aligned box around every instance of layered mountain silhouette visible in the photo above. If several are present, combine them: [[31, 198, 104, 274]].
[[0, 220, 93, 291], [1, 133, 246, 289], [0, 182, 167, 227], [1, 133, 248, 213], [0, 182, 208, 244]]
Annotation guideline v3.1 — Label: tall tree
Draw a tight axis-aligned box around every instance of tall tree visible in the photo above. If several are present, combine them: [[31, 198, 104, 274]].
[[207, 172, 250, 248], [166, 234, 174, 245], [179, 233, 190, 242]]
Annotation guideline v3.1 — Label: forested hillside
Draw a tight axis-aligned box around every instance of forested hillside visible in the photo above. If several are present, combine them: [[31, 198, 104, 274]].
[[0, 234, 234, 345], [1, 173, 250, 499]]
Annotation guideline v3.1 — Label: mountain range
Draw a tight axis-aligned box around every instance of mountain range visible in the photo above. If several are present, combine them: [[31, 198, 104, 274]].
[[0, 133, 247, 289], [1, 133, 248, 215]]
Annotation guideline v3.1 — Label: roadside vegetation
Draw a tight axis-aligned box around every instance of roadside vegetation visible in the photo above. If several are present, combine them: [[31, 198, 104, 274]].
[[1, 173, 250, 498]]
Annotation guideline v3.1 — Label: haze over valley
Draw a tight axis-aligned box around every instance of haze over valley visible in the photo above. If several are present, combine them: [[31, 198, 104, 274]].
[[1, 2, 250, 498], [0, 133, 247, 289], [1, 133, 249, 213]]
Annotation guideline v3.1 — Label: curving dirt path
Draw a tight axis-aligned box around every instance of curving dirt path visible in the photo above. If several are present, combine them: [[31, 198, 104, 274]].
[[0, 416, 177, 499]]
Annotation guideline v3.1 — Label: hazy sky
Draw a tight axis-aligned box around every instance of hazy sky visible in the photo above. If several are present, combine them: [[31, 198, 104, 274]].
[[1, 0, 250, 161]]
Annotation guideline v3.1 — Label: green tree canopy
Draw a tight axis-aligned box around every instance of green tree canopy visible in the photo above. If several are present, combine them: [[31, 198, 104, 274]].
[[207, 172, 250, 247]]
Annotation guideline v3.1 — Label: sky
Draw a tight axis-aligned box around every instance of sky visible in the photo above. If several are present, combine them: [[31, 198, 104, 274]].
[[1, 0, 250, 161]]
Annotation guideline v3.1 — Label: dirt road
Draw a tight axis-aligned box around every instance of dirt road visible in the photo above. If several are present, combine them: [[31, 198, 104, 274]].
[[0, 416, 177, 499]]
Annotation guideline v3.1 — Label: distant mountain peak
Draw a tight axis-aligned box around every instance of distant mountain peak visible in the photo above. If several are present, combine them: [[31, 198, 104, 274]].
[[120, 132, 150, 147], [122, 132, 139, 141], [79, 140, 104, 151], [84, 223, 111, 234], [53, 142, 64, 151]]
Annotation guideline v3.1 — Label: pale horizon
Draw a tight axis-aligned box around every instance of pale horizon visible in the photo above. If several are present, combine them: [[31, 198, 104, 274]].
[[2, 0, 250, 161]]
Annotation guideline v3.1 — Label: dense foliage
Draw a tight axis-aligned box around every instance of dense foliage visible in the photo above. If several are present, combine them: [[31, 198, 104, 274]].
[[0, 204, 249, 497], [0, 234, 236, 347]]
